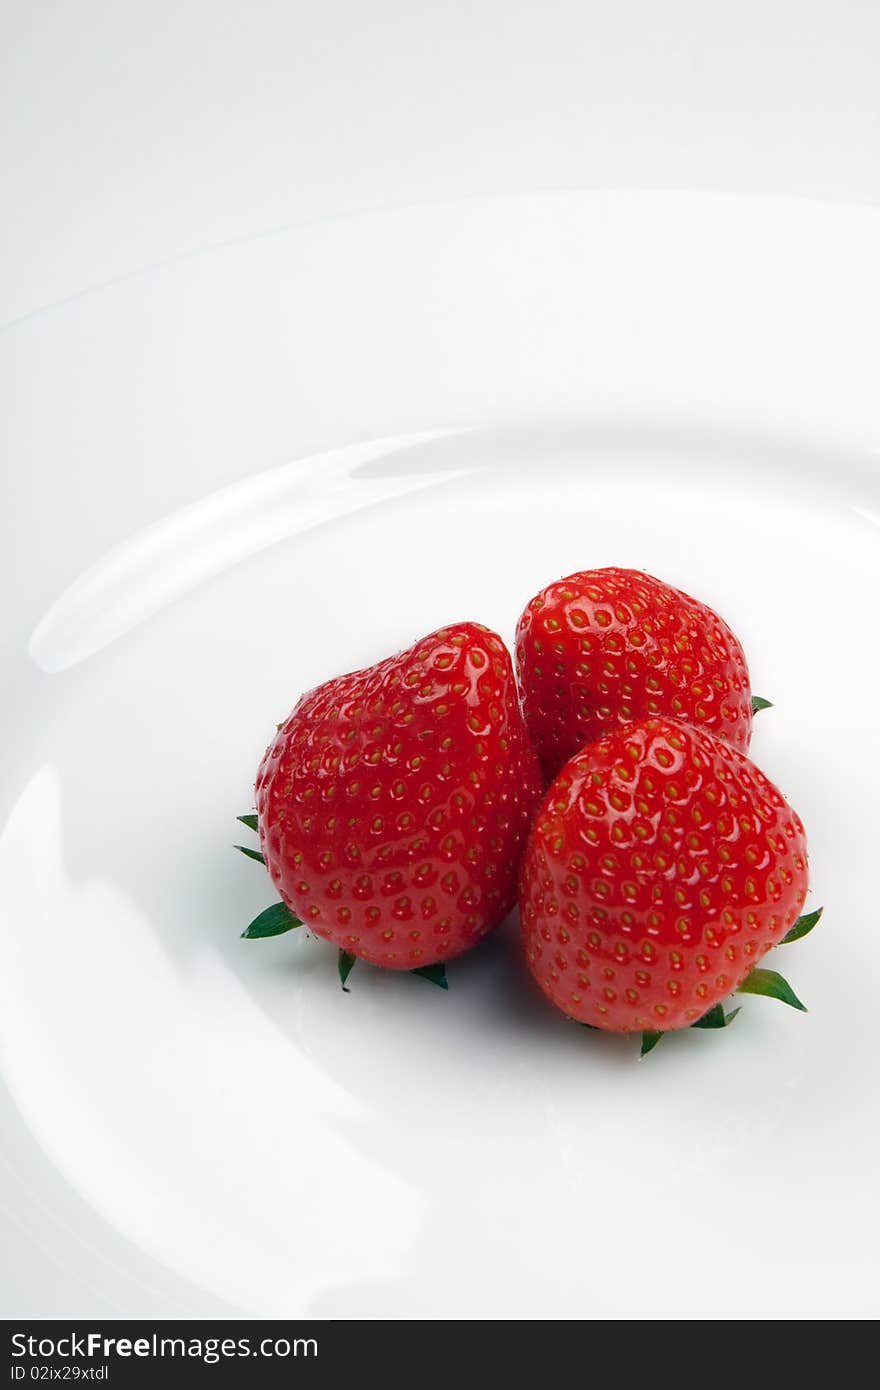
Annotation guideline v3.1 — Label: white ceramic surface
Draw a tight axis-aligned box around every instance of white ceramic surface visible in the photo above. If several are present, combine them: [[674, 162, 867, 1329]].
[[1, 192, 879, 1319]]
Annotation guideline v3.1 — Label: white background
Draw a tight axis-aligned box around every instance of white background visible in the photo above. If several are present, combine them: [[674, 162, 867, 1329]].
[[4, 0, 880, 327]]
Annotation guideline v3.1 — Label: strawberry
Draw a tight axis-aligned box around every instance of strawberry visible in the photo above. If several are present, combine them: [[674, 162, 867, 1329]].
[[516, 567, 753, 781], [519, 717, 811, 1039], [251, 623, 543, 972]]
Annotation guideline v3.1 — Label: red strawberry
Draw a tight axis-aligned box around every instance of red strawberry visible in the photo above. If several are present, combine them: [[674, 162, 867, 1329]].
[[516, 568, 752, 781], [519, 717, 809, 1034], [255, 623, 543, 970]]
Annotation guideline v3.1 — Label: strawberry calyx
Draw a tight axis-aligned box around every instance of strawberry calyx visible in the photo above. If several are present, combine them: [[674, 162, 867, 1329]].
[[338, 949, 356, 992], [751, 695, 773, 715], [780, 906, 822, 944], [335, 948, 448, 992], [241, 901, 303, 938], [640, 1001, 741, 1056], [690, 1002, 742, 1029], [235, 812, 268, 876], [236, 813, 451, 987], [412, 963, 449, 990], [235, 843, 265, 864], [635, 906, 821, 1056], [737, 967, 806, 1011]]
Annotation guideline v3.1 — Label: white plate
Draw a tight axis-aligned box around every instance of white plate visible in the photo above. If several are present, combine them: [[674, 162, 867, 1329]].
[[2, 192, 879, 1320]]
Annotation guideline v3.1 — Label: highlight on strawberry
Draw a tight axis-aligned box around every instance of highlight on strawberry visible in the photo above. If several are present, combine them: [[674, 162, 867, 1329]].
[[518, 715, 820, 1055], [238, 622, 543, 989]]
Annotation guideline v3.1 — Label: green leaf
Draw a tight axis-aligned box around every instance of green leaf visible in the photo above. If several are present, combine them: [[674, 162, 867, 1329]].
[[241, 901, 302, 939], [338, 949, 356, 991], [737, 967, 806, 1011], [691, 1003, 726, 1029], [751, 695, 773, 715], [238, 814, 259, 832], [640, 1030, 664, 1056], [578, 1021, 600, 1030], [235, 844, 265, 865], [781, 907, 823, 945], [692, 1003, 741, 1029], [411, 963, 448, 989]]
